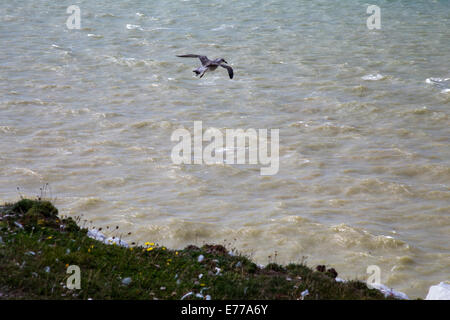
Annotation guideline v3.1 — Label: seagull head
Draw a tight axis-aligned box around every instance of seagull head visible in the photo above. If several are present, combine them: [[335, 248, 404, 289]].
[[219, 58, 228, 64]]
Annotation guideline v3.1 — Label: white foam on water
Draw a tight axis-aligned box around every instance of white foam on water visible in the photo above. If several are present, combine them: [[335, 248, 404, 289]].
[[426, 282, 450, 300], [362, 74, 385, 81]]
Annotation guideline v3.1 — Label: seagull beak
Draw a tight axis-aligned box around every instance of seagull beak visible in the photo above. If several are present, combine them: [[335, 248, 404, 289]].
[[223, 60, 228, 64]]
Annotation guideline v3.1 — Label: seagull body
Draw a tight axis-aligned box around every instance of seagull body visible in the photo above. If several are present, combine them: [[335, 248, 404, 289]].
[[177, 54, 234, 79]]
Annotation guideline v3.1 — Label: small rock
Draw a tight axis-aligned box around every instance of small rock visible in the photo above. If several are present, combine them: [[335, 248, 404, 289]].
[[44, 266, 50, 273], [300, 289, 309, 300], [105, 237, 129, 248], [200, 287, 209, 294], [205, 295, 211, 300], [185, 245, 200, 252], [197, 254, 204, 262], [160, 286, 166, 291], [122, 277, 132, 285], [87, 229, 105, 242]]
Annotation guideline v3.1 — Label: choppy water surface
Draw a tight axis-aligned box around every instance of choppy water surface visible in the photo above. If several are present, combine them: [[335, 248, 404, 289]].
[[1, 0, 449, 297]]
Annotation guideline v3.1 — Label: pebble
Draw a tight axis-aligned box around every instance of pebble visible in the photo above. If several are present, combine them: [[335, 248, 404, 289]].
[[14, 221, 24, 229], [300, 289, 309, 300]]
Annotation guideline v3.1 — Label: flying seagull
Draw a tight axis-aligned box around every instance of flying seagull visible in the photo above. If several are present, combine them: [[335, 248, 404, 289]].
[[177, 54, 234, 79]]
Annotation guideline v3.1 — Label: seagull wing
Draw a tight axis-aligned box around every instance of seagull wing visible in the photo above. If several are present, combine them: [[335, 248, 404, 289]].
[[176, 54, 209, 66], [220, 64, 234, 79]]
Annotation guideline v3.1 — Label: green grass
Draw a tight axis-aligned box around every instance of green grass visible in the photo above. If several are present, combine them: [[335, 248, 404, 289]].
[[0, 199, 392, 300]]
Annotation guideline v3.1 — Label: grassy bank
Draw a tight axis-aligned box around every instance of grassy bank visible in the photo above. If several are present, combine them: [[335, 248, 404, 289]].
[[0, 199, 391, 300]]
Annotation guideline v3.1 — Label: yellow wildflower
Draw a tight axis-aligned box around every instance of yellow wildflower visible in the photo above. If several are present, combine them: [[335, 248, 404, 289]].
[[147, 247, 153, 252]]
